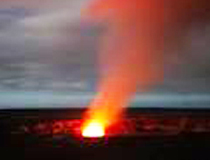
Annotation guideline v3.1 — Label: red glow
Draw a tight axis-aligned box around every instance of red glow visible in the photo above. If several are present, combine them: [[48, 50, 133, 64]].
[[82, 0, 164, 139]]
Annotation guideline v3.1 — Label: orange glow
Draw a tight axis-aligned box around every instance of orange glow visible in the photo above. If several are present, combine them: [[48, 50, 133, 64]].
[[82, 0, 165, 137], [82, 120, 105, 137]]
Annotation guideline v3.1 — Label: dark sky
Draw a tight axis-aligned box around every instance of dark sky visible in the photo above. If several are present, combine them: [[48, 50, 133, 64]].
[[0, 0, 209, 108]]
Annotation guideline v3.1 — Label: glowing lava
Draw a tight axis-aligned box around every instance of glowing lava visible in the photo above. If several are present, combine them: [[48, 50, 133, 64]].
[[82, 120, 105, 138]]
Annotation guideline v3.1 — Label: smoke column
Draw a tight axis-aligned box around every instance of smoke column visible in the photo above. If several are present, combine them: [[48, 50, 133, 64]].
[[81, 0, 200, 132], [82, 0, 166, 128]]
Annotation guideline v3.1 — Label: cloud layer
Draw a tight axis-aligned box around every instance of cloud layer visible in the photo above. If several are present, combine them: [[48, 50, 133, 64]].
[[0, 0, 209, 94]]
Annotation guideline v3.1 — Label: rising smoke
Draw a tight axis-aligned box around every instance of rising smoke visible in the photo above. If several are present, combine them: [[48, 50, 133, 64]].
[[82, 0, 193, 128]]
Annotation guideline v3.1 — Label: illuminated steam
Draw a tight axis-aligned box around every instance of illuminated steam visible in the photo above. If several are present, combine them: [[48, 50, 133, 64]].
[[82, 0, 165, 130]]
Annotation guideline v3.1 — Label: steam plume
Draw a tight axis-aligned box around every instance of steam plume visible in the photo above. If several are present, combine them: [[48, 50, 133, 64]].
[[83, 0, 165, 127]]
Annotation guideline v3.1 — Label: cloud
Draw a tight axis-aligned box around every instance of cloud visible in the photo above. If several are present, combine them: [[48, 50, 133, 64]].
[[0, 2, 98, 92], [0, 1, 210, 94], [0, 0, 87, 9]]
